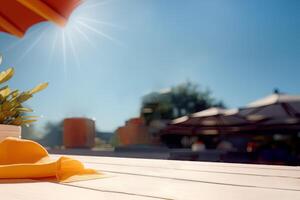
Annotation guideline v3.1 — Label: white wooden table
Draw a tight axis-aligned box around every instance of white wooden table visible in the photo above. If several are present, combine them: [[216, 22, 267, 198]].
[[1, 155, 300, 200]]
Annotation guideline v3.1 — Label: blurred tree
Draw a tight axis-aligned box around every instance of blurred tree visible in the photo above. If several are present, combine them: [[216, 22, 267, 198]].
[[141, 81, 225, 124], [21, 124, 43, 141], [38, 121, 63, 148]]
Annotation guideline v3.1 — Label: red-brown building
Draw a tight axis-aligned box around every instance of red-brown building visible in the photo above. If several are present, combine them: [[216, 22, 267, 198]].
[[63, 118, 95, 148], [116, 117, 152, 146]]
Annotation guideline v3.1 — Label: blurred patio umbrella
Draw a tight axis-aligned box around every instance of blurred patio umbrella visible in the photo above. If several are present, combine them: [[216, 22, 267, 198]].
[[0, 0, 81, 38], [162, 93, 300, 138], [167, 107, 248, 135], [172, 107, 246, 126], [239, 93, 300, 125]]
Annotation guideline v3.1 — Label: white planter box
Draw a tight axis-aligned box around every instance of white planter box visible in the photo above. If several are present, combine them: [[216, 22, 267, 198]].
[[0, 125, 21, 141]]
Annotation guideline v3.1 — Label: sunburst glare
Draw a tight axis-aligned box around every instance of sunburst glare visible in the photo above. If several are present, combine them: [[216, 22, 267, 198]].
[[2, 0, 122, 74]]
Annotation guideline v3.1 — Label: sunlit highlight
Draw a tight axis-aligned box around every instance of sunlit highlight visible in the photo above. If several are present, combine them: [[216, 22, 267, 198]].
[[62, 31, 67, 73], [2, 0, 122, 73]]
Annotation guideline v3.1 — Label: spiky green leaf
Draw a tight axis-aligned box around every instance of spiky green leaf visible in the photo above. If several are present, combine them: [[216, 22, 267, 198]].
[[29, 82, 48, 95], [15, 107, 33, 113], [0, 68, 14, 84]]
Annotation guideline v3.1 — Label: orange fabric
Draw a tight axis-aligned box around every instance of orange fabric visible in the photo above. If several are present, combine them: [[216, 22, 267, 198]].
[[18, 0, 69, 27], [0, 137, 101, 182], [0, 0, 81, 38]]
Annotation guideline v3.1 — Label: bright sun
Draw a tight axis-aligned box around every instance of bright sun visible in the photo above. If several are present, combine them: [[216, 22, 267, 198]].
[[2, 0, 122, 73]]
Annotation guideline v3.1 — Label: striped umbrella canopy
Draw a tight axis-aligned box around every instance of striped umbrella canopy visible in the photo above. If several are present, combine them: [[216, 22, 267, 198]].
[[0, 0, 81, 38]]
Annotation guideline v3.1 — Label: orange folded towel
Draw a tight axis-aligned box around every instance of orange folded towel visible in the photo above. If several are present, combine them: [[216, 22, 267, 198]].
[[0, 137, 101, 182]]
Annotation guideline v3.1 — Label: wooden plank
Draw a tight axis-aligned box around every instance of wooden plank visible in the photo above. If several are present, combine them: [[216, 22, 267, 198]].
[[2, 155, 298, 200], [81, 162, 300, 191], [54, 155, 300, 178], [62, 155, 300, 170], [0, 179, 162, 200], [66, 172, 300, 200], [58, 155, 300, 200]]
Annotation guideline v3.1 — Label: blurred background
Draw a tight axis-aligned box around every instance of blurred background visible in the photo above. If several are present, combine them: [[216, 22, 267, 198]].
[[0, 0, 299, 165]]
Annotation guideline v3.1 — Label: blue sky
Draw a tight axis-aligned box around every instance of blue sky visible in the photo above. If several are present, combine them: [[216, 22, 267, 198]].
[[0, 0, 299, 131]]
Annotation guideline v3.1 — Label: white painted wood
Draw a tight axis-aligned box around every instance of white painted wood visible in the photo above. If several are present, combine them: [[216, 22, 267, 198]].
[[80, 162, 300, 191], [2, 155, 300, 200], [66, 173, 300, 200], [62, 155, 300, 170], [0, 179, 159, 200], [56, 155, 300, 177]]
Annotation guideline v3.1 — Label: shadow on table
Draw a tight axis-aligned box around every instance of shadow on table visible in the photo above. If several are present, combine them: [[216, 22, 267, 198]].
[[0, 179, 40, 184]]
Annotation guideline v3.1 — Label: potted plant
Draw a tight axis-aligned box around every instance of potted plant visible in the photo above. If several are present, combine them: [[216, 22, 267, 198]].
[[0, 54, 48, 141]]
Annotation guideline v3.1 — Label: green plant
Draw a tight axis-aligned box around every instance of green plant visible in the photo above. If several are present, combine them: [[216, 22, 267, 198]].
[[0, 54, 48, 125]]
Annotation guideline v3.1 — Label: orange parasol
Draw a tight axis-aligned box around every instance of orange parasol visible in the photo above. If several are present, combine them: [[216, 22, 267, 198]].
[[0, 0, 82, 38]]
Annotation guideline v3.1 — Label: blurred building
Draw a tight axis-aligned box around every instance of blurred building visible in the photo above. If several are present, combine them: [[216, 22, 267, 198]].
[[63, 118, 95, 148], [116, 117, 153, 146]]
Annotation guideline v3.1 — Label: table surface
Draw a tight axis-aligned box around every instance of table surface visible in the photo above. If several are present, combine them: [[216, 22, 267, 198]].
[[1, 155, 300, 200]]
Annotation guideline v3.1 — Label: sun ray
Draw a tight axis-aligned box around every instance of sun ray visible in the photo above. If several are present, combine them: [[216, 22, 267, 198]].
[[48, 29, 58, 66], [77, 20, 123, 46], [62, 31, 67, 73], [15, 28, 48, 65], [73, 25, 96, 48], [66, 32, 81, 71], [80, 0, 114, 10], [77, 17, 124, 29], [1, 26, 42, 53]]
